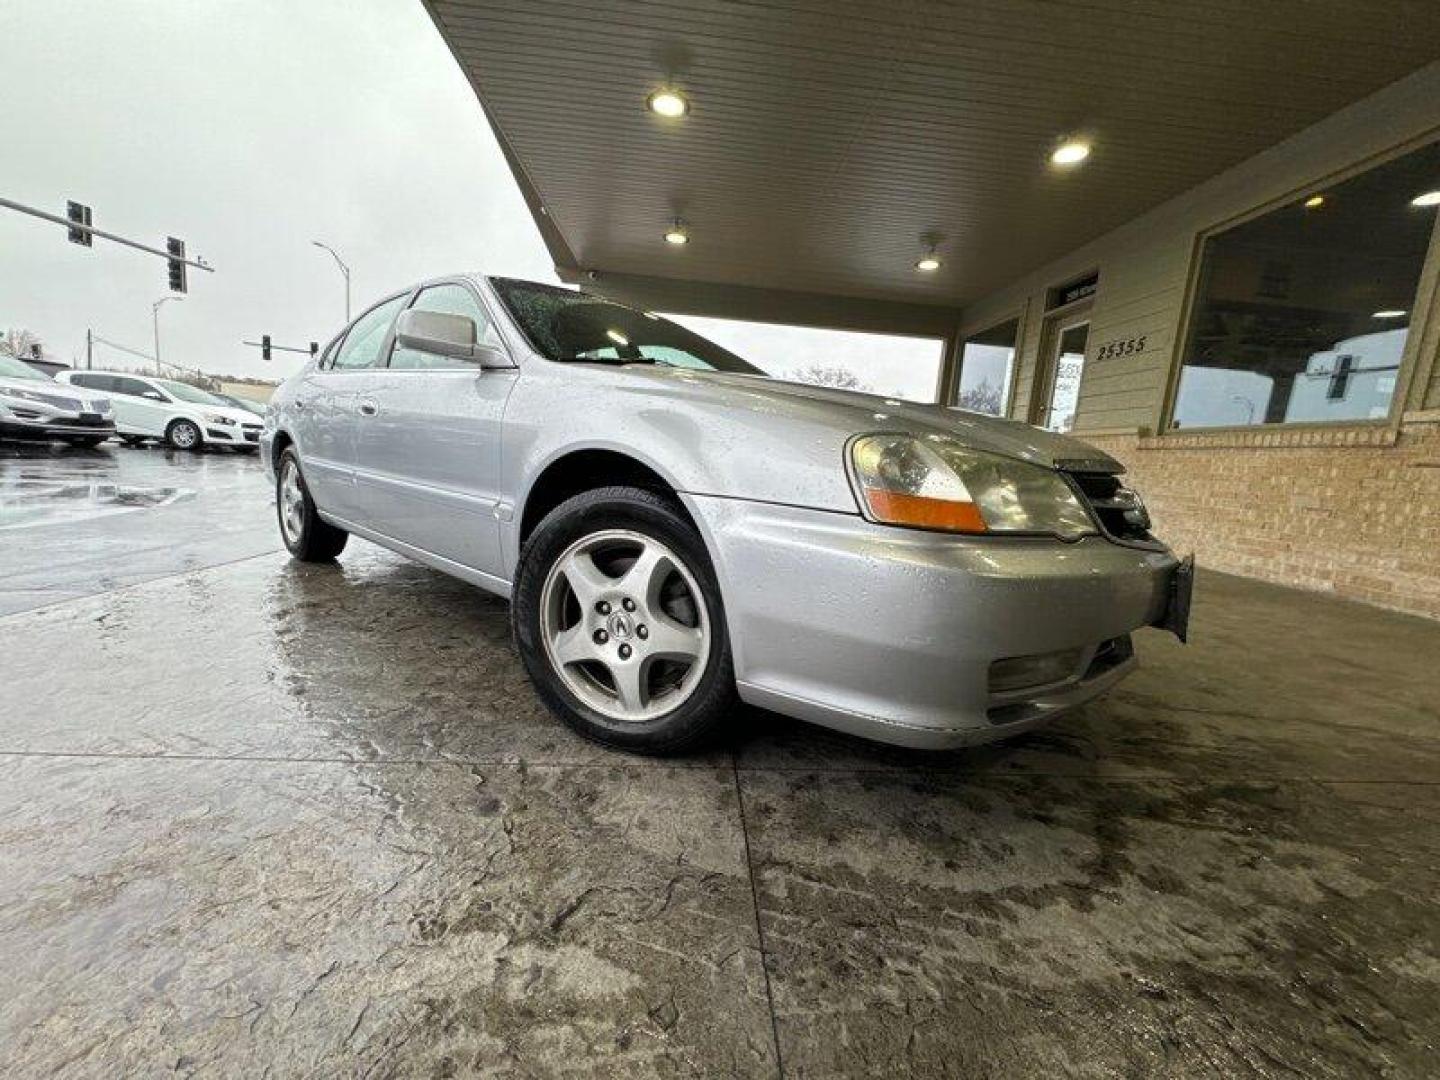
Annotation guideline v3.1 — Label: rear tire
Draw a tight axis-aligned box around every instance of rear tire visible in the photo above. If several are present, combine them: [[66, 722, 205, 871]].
[[166, 418, 203, 452], [276, 448, 348, 562], [512, 485, 736, 755]]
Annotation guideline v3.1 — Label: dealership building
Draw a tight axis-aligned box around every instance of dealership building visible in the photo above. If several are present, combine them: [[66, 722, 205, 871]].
[[426, 2, 1440, 618]]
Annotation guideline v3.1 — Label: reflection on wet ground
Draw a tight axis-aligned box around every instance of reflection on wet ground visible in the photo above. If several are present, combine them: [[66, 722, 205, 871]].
[[2, 444, 1438, 1076], [0, 441, 275, 614]]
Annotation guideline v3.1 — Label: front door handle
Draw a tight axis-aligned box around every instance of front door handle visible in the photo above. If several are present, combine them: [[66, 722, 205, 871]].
[[294, 398, 308, 411], [358, 399, 378, 417]]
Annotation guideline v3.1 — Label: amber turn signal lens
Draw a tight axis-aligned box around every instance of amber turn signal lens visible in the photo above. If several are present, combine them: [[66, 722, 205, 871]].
[[860, 489, 987, 533]]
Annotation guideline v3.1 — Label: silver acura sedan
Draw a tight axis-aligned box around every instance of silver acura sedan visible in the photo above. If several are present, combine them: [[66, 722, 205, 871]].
[[262, 275, 1190, 754]]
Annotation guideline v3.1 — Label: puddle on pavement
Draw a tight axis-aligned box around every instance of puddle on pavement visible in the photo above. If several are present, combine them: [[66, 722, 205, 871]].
[[0, 480, 197, 529]]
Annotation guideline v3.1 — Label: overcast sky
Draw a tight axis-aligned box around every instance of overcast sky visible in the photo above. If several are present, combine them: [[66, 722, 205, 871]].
[[2, 0, 941, 398]]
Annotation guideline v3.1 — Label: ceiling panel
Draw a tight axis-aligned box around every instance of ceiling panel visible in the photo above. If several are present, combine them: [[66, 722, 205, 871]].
[[424, 0, 1440, 326]]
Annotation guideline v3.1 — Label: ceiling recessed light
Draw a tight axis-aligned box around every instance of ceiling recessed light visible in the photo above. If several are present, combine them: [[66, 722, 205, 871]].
[[1412, 190, 1440, 207], [1050, 140, 1091, 166], [1372, 309, 1407, 319], [646, 90, 689, 118], [915, 256, 942, 272], [606, 329, 630, 345], [1303, 194, 1325, 209], [663, 225, 688, 245]]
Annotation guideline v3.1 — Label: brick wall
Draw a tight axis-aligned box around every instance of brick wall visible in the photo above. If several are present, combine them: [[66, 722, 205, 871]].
[[1083, 419, 1440, 620]]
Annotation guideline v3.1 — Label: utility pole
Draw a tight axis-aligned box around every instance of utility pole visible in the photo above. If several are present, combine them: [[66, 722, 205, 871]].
[[312, 240, 351, 322], [152, 296, 184, 376], [86, 328, 93, 370]]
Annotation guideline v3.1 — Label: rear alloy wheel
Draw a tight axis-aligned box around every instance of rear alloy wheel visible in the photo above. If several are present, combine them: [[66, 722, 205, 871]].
[[513, 486, 736, 754], [166, 418, 203, 452], [276, 448, 348, 561]]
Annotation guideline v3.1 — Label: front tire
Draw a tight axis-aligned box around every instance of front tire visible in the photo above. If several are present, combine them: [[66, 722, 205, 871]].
[[166, 418, 203, 452], [276, 448, 348, 562], [512, 486, 737, 754]]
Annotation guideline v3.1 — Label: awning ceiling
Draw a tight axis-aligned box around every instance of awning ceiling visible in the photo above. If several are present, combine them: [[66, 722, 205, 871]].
[[423, 0, 1440, 334]]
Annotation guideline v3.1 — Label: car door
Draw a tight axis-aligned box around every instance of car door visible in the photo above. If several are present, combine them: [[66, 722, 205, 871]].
[[352, 281, 518, 577], [297, 293, 409, 522], [108, 375, 171, 435]]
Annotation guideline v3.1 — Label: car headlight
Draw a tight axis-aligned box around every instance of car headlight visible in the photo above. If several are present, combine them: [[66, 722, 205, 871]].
[[96, 399, 113, 414], [2, 388, 49, 405], [203, 413, 234, 425], [849, 433, 1096, 539]]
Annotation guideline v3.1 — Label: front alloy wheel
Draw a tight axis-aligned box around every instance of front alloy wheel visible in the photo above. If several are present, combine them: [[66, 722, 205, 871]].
[[540, 529, 709, 722], [167, 418, 202, 451], [513, 486, 736, 754]]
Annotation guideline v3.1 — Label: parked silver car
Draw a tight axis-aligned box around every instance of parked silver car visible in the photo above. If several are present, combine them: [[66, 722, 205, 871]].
[[263, 275, 1190, 753], [0, 355, 115, 447]]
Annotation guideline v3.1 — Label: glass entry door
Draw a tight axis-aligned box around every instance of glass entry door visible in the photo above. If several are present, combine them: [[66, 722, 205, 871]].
[[1038, 319, 1090, 432]]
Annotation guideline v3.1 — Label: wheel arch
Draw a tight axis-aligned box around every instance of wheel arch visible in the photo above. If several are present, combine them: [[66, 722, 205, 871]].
[[517, 446, 698, 547]]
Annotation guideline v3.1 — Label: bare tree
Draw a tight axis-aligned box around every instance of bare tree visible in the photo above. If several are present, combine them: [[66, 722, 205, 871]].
[[0, 328, 43, 360], [786, 363, 874, 395], [957, 378, 1003, 416]]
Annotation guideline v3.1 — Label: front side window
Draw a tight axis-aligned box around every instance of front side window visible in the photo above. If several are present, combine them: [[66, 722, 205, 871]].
[[489, 277, 765, 375], [954, 318, 1017, 416], [1172, 139, 1440, 429], [332, 294, 407, 371], [113, 377, 159, 398], [390, 283, 502, 369]]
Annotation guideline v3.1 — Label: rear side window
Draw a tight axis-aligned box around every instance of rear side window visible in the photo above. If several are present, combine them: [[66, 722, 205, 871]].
[[331, 294, 407, 370], [68, 373, 110, 390]]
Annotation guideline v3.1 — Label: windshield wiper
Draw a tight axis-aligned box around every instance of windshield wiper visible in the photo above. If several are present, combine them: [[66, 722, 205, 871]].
[[557, 355, 658, 366]]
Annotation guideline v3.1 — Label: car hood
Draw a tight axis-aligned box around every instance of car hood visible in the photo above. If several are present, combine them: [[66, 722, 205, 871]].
[[0, 376, 99, 407], [653, 369, 1125, 473]]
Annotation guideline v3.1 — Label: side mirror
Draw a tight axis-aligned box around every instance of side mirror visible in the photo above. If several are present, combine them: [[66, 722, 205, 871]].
[[142, 390, 166, 401], [395, 309, 510, 368]]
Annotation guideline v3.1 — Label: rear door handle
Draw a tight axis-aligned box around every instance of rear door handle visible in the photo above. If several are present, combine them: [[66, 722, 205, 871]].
[[358, 399, 378, 417]]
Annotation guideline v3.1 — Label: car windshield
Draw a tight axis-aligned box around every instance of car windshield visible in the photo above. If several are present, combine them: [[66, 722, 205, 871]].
[[157, 379, 228, 406], [489, 277, 766, 375], [0, 355, 46, 380]]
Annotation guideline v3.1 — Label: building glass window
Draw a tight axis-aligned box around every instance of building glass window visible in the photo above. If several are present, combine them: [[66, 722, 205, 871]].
[[1171, 139, 1440, 429], [954, 318, 1017, 416]]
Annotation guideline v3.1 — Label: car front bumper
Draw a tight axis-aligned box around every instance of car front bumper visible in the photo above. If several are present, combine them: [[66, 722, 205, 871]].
[[202, 423, 263, 447], [682, 494, 1186, 749], [0, 410, 116, 441]]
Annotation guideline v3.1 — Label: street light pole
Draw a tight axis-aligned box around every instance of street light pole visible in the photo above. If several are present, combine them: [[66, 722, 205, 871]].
[[312, 240, 351, 322], [152, 296, 184, 375]]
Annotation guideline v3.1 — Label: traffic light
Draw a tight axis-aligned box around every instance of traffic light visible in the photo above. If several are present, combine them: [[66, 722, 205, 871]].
[[262, 335, 272, 361], [166, 237, 187, 293], [309, 342, 318, 357], [66, 201, 92, 246]]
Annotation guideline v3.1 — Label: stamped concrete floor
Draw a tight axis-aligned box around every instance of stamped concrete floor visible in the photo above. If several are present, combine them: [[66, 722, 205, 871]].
[[2, 445, 1438, 1077]]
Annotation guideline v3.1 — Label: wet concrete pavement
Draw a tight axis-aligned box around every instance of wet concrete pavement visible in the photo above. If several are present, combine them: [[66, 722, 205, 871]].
[[2, 443, 1438, 1076]]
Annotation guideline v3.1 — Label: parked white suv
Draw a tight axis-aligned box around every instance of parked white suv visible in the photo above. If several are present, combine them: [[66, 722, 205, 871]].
[[58, 371, 262, 452]]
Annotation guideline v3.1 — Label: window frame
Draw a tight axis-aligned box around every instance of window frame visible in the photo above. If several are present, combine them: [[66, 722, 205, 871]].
[[384, 277, 511, 371], [1161, 133, 1440, 436], [949, 311, 1025, 418]]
